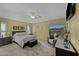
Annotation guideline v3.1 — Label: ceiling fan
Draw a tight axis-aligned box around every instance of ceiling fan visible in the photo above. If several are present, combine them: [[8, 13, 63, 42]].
[[28, 10, 42, 19]]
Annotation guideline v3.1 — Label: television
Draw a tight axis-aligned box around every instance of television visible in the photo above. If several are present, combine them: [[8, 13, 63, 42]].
[[66, 3, 76, 20]]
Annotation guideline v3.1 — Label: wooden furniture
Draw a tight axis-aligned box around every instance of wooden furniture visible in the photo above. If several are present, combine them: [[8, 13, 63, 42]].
[[56, 47, 77, 56], [12, 31, 37, 48], [28, 39, 38, 47], [55, 39, 77, 56], [12, 31, 26, 36], [0, 36, 12, 46]]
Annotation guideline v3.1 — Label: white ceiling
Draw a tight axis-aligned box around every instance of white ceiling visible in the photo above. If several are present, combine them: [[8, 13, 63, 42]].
[[0, 3, 67, 23]]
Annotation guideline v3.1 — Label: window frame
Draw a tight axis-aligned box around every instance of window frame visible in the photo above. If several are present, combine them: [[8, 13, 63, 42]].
[[0, 22, 7, 37]]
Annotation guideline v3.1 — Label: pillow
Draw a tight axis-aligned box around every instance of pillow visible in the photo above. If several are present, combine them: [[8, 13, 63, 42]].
[[14, 32, 27, 36], [21, 32, 27, 35], [26, 31, 31, 35]]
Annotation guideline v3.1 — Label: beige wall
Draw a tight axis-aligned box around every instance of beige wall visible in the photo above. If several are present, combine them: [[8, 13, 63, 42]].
[[32, 18, 65, 40], [67, 4, 79, 53], [0, 17, 65, 41], [0, 17, 27, 35]]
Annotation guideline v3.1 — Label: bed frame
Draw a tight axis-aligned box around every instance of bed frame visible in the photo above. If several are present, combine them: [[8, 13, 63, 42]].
[[12, 31, 26, 36], [12, 31, 27, 48], [12, 31, 37, 48]]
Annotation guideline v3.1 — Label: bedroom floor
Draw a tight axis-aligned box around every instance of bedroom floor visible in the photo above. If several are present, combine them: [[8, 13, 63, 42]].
[[0, 39, 55, 56]]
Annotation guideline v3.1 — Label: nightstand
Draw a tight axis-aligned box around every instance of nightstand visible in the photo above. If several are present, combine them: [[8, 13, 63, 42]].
[[0, 36, 12, 46]]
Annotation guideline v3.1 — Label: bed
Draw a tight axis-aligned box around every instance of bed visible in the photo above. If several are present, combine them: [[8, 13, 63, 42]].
[[12, 31, 37, 48]]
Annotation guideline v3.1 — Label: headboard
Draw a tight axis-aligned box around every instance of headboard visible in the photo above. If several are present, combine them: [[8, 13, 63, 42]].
[[12, 31, 26, 36]]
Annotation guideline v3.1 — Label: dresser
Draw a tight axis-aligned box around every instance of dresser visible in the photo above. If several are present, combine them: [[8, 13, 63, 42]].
[[0, 36, 12, 46], [55, 39, 77, 56]]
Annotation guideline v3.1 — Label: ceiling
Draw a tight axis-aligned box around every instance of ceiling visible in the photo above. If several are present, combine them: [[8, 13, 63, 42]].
[[0, 3, 67, 23]]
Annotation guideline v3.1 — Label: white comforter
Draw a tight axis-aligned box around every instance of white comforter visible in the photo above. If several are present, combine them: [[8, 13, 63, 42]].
[[13, 33, 36, 47]]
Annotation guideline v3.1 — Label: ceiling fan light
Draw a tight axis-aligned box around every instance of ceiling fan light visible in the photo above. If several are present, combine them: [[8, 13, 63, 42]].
[[31, 16, 35, 19]]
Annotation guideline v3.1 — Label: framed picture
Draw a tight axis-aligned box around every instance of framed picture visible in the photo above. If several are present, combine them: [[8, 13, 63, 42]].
[[13, 26, 25, 30], [13, 26, 17, 30]]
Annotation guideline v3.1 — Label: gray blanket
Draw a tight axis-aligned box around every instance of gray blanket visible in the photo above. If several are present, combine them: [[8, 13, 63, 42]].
[[13, 34, 36, 47]]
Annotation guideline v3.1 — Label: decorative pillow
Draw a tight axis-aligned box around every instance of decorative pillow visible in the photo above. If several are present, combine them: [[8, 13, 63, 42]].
[[14, 32, 27, 36]]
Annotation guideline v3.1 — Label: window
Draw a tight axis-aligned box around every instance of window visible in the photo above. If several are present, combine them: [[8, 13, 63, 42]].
[[1, 23, 6, 31], [26, 24, 32, 35], [0, 22, 7, 37], [27, 25, 31, 34]]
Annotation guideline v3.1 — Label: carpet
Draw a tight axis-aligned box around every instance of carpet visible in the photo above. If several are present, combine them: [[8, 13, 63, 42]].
[[0, 39, 55, 56]]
